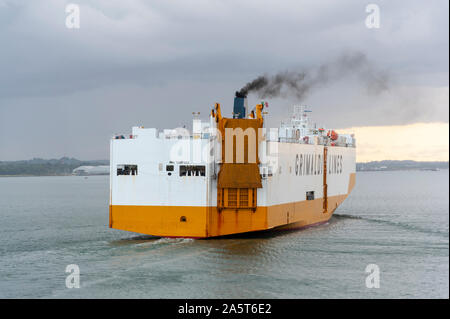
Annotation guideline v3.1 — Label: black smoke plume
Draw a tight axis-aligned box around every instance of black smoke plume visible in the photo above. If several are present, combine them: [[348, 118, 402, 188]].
[[238, 52, 389, 100]]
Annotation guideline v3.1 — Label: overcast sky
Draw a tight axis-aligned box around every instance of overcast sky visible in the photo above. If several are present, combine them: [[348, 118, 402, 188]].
[[0, 0, 448, 160]]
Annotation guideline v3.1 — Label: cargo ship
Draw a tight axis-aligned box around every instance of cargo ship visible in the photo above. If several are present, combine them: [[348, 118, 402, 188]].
[[109, 93, 356, 238]]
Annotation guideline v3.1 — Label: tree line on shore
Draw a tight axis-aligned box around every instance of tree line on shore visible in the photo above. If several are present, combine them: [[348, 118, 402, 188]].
[[0, 157, 108, 176]]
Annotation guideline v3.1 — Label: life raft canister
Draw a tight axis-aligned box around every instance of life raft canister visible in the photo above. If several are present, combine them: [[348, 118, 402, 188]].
[[327, 130, 338, 141]]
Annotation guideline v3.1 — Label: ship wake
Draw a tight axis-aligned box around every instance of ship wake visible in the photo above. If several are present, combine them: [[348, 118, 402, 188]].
[[334, 213, 448, 238]]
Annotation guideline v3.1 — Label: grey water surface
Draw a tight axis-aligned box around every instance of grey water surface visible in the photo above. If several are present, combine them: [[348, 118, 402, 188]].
[[0, 170, 448, 298]]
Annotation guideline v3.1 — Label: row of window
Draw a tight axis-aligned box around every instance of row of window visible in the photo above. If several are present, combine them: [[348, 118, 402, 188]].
[[116, 164, 206, 177], [179, 165, 206, 177]]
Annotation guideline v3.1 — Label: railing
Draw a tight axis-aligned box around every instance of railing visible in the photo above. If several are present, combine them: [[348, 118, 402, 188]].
[[278, 137, 355, 147]]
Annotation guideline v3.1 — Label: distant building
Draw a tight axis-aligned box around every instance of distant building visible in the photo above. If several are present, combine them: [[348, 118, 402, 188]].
[[72, 165, 109, 176]]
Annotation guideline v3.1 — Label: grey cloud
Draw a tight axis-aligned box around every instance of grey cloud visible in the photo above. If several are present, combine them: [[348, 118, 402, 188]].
[[0, 0, 448, 160]]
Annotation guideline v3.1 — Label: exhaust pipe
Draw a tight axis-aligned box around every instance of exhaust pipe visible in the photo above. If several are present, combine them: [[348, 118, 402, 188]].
[[233, 91, 248, 119]]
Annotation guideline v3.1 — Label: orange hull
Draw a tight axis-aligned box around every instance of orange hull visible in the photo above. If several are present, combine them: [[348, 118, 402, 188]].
[[109, 173, 354, 238]]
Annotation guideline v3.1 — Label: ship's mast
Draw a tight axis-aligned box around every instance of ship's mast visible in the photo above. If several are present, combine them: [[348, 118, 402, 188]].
[[292, 105, 312, 136]]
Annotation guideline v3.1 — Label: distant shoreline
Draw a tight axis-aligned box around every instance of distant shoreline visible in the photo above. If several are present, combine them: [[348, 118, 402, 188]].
[[0, 157, 109, 177], [356, 160, 448, 172], [1, 157, 448, 176], [356, 168, 448, 172], [0, 170, 447, 177]]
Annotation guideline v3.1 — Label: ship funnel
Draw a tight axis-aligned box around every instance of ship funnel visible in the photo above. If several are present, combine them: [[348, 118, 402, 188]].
[[233, 91, 248, 119]]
